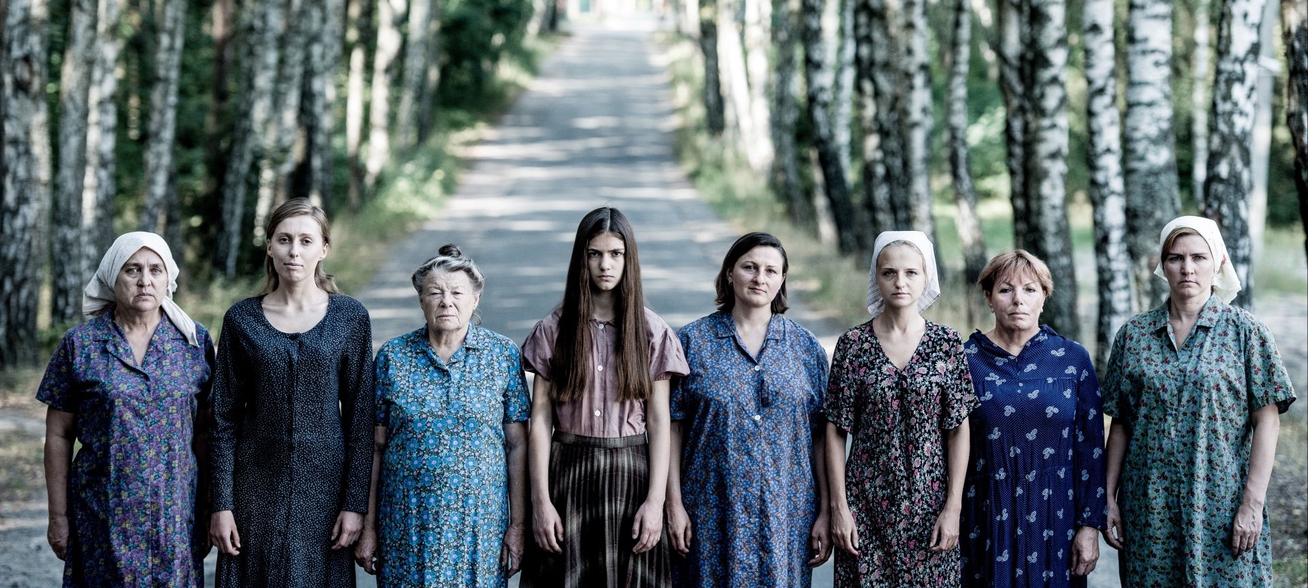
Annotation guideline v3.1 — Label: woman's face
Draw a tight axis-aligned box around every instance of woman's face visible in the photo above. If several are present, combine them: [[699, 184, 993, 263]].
[[267, 215, 328, 285], [114, 247, 168, 316], [874, 244, 926, 312], [419, 270, 480, 334], [729, 245, 785, 311], [985, 270, 1047, 334], [586, 232, 626, 293], [1163, 234, 1215, 300]]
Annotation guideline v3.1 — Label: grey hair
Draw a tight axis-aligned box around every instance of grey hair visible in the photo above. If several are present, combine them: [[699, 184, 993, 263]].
[[411, 244, 485, 293]]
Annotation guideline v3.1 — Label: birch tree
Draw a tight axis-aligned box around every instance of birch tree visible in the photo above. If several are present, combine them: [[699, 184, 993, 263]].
[[771, 0, 806, 226], [51, 0, 97, 325], [1084, 0, 1133, 367], [346, 0, 372, 208], [82, 0, 123, 266], [700, 0, 726, 135], [901, 0, 934, 238], [397, 0, 436, 149], [946, 0, 986, 323], [856, 0, 904, 235], [998, 0, 1029, 247], [742, 0, 775, 171], [1192, 0, 1212, 210], [833, 0, 854, 172], [365, 0, 407, 192], [803, 0, 862, 252], [1285, 0, 1308, 259], [140, 0, 187, 233], [254, 0, 307, 234]]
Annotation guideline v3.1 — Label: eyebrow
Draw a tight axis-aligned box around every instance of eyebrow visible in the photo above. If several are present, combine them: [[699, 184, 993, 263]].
[[587, 247, 624, 253]]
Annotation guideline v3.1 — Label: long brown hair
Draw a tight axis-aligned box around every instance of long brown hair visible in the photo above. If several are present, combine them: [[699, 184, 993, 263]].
[[258, 198, 339, 295], [550, 207, 653, 403]]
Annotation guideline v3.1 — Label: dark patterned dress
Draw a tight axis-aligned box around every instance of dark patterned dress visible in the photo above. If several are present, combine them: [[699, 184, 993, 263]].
[[1102, 295, 1295, 587], [670, 312, 828, 588], [825, 320, 978, 588], [210, 295, 375, 587], [960, 327, 1107, 588], [374, 325, 531, 587], [37, 314, 215, 588]]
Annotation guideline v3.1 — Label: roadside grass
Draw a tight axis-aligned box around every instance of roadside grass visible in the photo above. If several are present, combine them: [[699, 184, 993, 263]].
[[658, 30, 1308, 581]]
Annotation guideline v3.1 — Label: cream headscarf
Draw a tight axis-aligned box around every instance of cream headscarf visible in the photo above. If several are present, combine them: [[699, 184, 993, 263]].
[[83, 232, 200, 346], [1153, 215, 1242, 304], [866, 231, 941, 317]]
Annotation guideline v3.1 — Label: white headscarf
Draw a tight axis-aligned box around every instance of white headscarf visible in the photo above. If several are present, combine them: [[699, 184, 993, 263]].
[[83, 232, 200, 346], [866, 230, 941, 317], [1153, 215, 1242, 304]]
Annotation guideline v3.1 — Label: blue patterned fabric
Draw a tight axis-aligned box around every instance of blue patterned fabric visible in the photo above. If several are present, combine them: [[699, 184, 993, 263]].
[[959, 326, 1107, 588], [670, 312, 828, 587], [374, 325, 531, 587], [37, 314, 214, 588]]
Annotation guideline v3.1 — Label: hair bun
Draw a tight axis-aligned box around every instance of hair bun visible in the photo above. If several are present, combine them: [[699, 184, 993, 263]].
[[438, 244, 463, 258]]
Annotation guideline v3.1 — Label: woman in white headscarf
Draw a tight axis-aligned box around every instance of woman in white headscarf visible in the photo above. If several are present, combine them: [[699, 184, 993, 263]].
[[824, 231, 979, 587], [1101, 216, 1295, 587], [39, 232, 215, 587]]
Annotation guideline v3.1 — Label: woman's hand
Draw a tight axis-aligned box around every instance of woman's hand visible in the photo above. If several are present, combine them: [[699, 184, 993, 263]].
[[353, 526, 379, 575], [1230, 501, 1264, 556], [331, 511, 363, 550], [929, 505, 960, 552], [1070, 526, 1099, 575], [47, 514, 69, 560], [631, 499, 664, 554], [665, 499, 692, 556], [807, 510, 833, 567], [500, 522, 525, 576], [209, 510, 241, 556], [1104, 499, 1125, 550], [830, 504, 859, 556], [533, 501, 565, 554]]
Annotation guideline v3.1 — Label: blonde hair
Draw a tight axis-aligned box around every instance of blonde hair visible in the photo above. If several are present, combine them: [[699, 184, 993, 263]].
[[977, 249, 1054, 295]]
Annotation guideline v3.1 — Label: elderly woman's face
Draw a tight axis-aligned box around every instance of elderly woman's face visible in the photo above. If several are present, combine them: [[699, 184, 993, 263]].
[[1163, 234, 1215, 300], [985, 270, 1047, 334], [419, 270, 480, 334], [874, 244, 926, 312], [114, 247, 168, 315]]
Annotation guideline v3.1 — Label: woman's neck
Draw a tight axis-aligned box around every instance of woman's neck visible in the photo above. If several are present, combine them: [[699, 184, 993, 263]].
[[591, 290, 617, 322], [267, 279, 328, 310], [732, 304, 772, 331], [1169, 291, 1209, 321], [986, 324, 1040, 356], [427, 325, 469, 359], [875, 306, 924, 333], [114, 306, 162, 334]]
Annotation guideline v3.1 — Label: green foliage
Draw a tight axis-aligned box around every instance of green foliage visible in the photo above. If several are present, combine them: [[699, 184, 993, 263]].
[[438, 0, 535, 109]]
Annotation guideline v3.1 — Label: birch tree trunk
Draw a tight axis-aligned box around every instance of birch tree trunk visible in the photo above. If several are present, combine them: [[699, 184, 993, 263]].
[[346, 0, 372, 209], [1084, 0, 1133, 368], [1, 0, 51, 367], [51, 0, 97, 325], [397, 0, 433, 149], [856, 0, 903, 237], [140, 0, 186, 233], [1124, 0, 1180, 310], [901, 0, 933, 238], [998, 0, 1029, 248], [1022, 0, 1079, 339], [1285, 0, 1308, 259], [83, 0, 123, 266], [204, 0, 234, 211], [1192, 0, 1211, 211], [418, 0, 443, 142], [1201, 0, 1265, 309], [833, 0, 854, 172], [365, 0, 406, 192], [720, 0, 759, 151], [299, 0, 339, 208], [743, 0, 775, 172], [700, 0, 726, 135], [804, 0, 863, 252], [254, 0, 306, 236], [946, 0, 986, 324], [771, 0, 807, 226]]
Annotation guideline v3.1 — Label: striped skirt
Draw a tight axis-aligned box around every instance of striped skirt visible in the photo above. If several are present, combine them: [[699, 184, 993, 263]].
[[520, 432, 670, 588]]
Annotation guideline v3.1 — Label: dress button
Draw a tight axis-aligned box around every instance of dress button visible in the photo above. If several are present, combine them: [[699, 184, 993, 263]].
[[754, 365, 762, 372], [594, 410, 602, 417], [752, 414, 762, 421], [597, 365, 604, 372], [597, 324, 604, 330]]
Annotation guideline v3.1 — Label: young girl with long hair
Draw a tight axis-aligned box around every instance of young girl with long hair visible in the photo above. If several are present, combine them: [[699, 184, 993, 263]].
[[520, 207, 688, 587]]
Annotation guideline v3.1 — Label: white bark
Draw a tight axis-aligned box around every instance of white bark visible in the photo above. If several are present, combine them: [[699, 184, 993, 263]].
[[743, 0, 775, 171], [1192, 0, 1211, 210], [346, 0, 371, 208], [51, 0, 97, 324], [946, 0, 986, 325], [901, 0, 933, 238], [140, 0, 187, 233], [1284, 0, 1308, 259], [82, 0, 123, 265], [254, 0, 307, 238], [365, 0, 406, 191]]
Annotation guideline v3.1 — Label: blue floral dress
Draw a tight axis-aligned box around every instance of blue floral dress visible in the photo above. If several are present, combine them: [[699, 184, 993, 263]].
[[37, 314, 214, 588], [374, 325, 532, 587], [1102, 295, 1295, 587], [959, 326, 1107, 587], [670, 312, 828, 588]]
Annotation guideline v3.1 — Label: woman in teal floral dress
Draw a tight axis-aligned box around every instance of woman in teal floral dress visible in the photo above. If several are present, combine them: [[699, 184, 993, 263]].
[[1103, 216, 1295, 587], [355, 245, 531, 587]]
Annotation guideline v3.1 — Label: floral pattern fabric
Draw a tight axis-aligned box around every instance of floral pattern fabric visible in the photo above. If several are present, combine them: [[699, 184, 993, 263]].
[[960, 326, 1107, 588], [825, 320, 978, 588], [37, 314, 214, 588], [1103, 295, 1295, 587], [374, 325, 531, 587], [670, 312, 828, 587]]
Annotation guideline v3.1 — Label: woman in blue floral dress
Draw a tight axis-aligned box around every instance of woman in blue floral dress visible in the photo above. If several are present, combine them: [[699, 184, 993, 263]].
[[355, 245, 531, 587], [40, 232, 214, 587], [667, 232, 831, 587], [825, 231, 978, 587], [1103, 216, 1295, 587], [959, 250, 1106, 587]]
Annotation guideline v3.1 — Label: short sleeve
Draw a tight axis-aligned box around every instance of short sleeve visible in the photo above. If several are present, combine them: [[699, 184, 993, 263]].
[[824, 331, 857, 433], [521, 319, 555, 380], [1244, 317, 1296, 414], [502, 344, 532, 424], [938, 329, 978, 431], [649, 317, 689, 381], [374, 346, 394, 428], [36, 333, 79, 413], [803, 330, 829, 430], [1100, 323, 1133, 421]]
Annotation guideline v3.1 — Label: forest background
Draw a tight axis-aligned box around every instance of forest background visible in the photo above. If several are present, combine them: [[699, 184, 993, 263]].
[[1, 0, 1305, 582]]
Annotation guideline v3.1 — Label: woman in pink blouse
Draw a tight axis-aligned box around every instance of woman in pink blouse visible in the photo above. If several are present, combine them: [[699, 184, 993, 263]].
[[520, 207, 689, 587]]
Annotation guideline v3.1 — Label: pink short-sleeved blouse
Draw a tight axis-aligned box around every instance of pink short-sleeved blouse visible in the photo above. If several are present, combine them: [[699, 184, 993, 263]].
[[522, 307, 689, 438]]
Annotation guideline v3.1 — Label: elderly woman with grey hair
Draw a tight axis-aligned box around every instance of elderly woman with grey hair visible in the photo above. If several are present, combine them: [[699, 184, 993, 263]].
[[354, 244, 532, 587]]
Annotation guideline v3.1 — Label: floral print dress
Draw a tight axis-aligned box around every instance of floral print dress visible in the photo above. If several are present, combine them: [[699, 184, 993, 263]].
[[1103, 295, 1295, 587], [374, 325, 531, 587], [37, 315, 215, 588], [670, 312, 828, 587], [825, 320, 978, 588]]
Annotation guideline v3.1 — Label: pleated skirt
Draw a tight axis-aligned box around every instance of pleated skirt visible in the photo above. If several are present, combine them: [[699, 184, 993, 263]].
[[520, 432, 670, 588]]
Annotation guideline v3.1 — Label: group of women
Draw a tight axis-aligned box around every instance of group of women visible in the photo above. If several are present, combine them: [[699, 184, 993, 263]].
[[39, 200, 1295, 588]]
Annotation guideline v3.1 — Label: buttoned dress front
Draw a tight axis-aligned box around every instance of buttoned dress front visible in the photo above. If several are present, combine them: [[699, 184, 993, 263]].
[[670, 312, 828, 588], [37, 314, 215, 588], [373, 325, 531, 587], [1103, 295, 1295, 587], [210, 295, 376, 587]]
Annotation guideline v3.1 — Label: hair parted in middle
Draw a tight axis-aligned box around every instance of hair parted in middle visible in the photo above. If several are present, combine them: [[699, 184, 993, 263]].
[[550, 206, 653, 403], [714, 232, 789, 314]]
